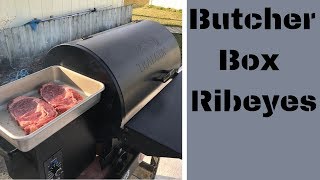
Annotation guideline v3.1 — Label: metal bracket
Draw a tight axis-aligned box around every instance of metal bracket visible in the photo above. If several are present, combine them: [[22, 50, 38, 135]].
[[82, 35, 93, 40], [154, 69, 178, 83]]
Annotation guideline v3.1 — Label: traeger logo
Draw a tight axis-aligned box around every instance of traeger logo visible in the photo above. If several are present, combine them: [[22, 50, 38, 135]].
[[136, 38, 167, 72]]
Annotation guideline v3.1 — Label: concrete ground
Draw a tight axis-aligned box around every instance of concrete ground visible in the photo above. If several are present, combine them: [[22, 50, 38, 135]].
[[142, 156, 182, 179], [155, 158, 182, 179], [0, 157, 10, 179]]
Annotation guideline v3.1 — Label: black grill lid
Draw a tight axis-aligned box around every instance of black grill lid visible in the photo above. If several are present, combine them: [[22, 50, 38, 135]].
[[76, 20, 181, 122], [45, 20, 181, 124]]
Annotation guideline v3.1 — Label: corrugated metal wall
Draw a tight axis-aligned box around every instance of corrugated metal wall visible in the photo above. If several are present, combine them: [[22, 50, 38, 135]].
[[0, 5, 132, 85], [0, 0, 124, 28]]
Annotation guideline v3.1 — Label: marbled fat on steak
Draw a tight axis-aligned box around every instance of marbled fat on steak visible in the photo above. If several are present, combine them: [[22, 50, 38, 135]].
[[8, 96, 58, 134], [40, 82, 83, 114]]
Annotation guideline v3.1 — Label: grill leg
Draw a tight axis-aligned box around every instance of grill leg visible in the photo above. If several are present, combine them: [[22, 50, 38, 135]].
[[149, 156, 160, 179]]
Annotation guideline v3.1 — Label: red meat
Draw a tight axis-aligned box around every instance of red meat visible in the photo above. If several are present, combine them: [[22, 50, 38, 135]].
[[40, 82, 83, 114], [8, 96, 58, 134]]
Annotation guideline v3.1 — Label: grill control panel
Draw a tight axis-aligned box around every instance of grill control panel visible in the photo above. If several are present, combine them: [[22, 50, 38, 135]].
[[44, 150, 64, 179]]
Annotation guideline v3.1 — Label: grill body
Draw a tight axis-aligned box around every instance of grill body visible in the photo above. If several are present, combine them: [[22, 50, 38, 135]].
[[0, 20, 182, 179], [44, 20, 181, 139]]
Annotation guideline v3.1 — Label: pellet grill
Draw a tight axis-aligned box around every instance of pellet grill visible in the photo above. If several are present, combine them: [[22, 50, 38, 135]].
[[0, 20, 182, 179]]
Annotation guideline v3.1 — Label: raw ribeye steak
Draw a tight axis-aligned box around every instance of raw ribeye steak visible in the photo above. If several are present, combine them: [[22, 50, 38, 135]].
[[8, 96, 58, 134], [40, 82, 83, 114]]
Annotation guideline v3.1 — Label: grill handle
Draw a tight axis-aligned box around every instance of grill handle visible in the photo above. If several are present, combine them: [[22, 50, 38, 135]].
[[154, 69, 178, 83]]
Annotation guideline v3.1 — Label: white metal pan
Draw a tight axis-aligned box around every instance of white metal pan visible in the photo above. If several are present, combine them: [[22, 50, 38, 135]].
[[0, 66, 105, 152]]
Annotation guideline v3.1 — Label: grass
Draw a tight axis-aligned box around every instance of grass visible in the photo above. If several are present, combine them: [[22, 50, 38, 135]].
[[132, 5, 182, 27], [124, 0, 149, 7], [124, 0, 182, 51], [124, 0, 181, 27]]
